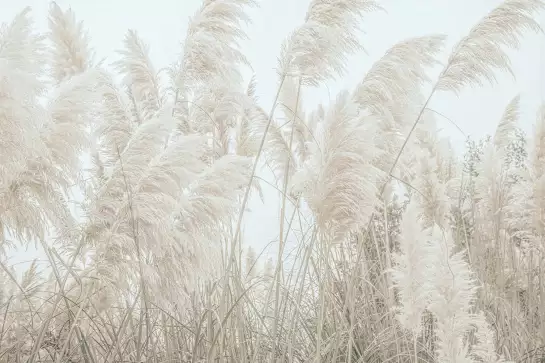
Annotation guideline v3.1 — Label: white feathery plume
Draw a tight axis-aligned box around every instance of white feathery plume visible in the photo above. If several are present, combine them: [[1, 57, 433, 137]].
[[507, 104, 545, 253], [114, 106, 175, 181], [278, 76, 307, 159], [410, 119, 454, 230], [279, 75, 305, 124], [83, 102, 214, 304], [0, 152, 77, 246], [223, 79, 265, 200], [302, 103, 325, 157], [174, 154, 253, 291], [473, 144, 512, 245], [181, 84, 242, 145], [390, 200, 432, 335], [414, 115, 460, 183], [427, 227, 479, 363], [94, 71, 135, 166], [33, 3, 100, 240], [436, 137, 460, 183], [530, 103, 545, 178], [0, 8, 46, 171], [471, 312, 513, 363], [172, 0, 255, 89], [352, 35, 445, 177], [278, 77, 322, 167], [111, 134, 208, 261], [231, 82, 295, 184], [278, 0, 381, 86], [89, 107, 178, 231], [177, 154, 252, 242], [244, 245, 258, 281], [475, 98, 524, 283], [42, 2, 100, 234], [0, 62, 44, 180], [493, 95, 521, 152], [264, 116, 296, 184], [208, 88, 242, 157], [86, 124, 210, 304], [0, 7, 46, 76], [0, 8, 83, 245], [436, 0, 544, 95], [180, 86, 216, 136], [291, 91, 381, 242], [138, 135, 208, 199], [88, 133, 105, 185], [114, 30, 162, 122], [353, 35, 445, 113], [234, 76, 262, 158], [168, 0, 256, 141], [0, 184, 48, 244], [47, 2, 94, 84], [469, 141, 524, 295], [44, 69, 103, 181]]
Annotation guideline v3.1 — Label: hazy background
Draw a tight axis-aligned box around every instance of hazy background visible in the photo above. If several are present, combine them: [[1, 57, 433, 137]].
[[2, 0, 544, 272]]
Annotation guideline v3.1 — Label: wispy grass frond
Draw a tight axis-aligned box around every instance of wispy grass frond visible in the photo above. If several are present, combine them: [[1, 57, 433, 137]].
[[91, 107, 177, 226], [45, 69, 103, 179], [291, 91, 381, 242], [278, 0, 382, 86], [47, 2, 94, 84], [471, 312, 512, 363], [427, 227, 479, 363], [114, 30, 162, 122], [178, 154, 252, 241], [95, 71, 135, 166], [529, 103, 545, 178], [173, 154, 253, 290], [353, 34, 445, 116], [390, 201, 431, 334], [234, 77, 263, 158], [493, 95, 521, 151], [507, 103, 545, 250], [0, 63, 44, 172], [436, 0, 544, 94], [0, 7, 45, 75], [172, 0, 256, 89], [352, 35, 445, 175]]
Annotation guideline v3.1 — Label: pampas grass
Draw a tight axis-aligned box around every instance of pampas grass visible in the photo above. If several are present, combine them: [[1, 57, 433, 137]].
[[1, 1, 545, 362]]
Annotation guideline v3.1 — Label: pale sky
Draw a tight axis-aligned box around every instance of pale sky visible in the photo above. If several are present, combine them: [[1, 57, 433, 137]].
[[2, 0, 544, 272]]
